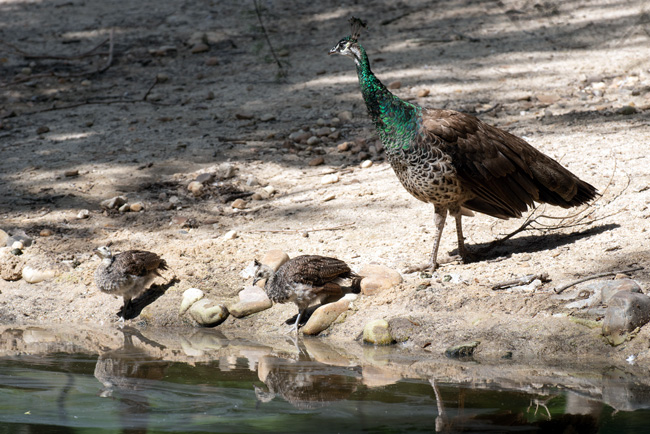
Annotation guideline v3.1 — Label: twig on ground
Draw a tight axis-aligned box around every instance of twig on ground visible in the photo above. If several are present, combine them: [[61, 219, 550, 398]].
[[0, 36, 109, 60], [253, 0, 286, 78], [249, 222, 355, 234], [492, 273, 550, 290], [554, 266, 644, 294]]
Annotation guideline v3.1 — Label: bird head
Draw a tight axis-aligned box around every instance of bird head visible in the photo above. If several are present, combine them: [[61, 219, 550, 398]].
[[93, 245, 113, 259], [251, 259, 274, 285], [329, 17, 367, 61]]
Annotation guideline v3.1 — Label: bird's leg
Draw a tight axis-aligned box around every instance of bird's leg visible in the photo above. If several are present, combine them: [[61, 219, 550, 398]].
[[286, 310, 304, 335], [404, 207, 447, 273], [452, 209, 475, 263]]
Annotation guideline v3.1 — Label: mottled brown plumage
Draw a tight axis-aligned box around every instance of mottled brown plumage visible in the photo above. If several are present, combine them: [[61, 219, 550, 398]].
[[329, 19, 598, 271], [94, 246, 168, 319], [252, 255, 360, 330]]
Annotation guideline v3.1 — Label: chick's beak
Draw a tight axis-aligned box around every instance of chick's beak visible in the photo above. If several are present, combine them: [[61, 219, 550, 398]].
[[328, 46, 338, 55]]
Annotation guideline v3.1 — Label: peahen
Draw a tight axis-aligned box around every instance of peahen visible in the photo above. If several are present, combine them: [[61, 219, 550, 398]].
[[252, 255, 360, 331], [94, 245, 169, 320], [329, 18, 598, 271]]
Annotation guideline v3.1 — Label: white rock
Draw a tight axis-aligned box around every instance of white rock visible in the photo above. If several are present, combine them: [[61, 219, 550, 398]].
[[360, 160, 373, 168], [321, 173, 340, 185], [12, 241, 24, 250], [223, 230, 238, 240], [22, 265, 57, 284], [179, 288, 205, 315], [263, 185, 276, 195], [76, 209, 90, 219]]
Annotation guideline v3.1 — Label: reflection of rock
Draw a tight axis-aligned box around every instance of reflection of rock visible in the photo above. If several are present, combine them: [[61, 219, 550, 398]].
[[602, 367, 650, 411], [255, 354, 360, 409], [362, 365, 402, 387]]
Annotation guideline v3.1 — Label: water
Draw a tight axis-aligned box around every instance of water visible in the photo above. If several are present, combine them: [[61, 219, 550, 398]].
[[1, 326, 650, 433]]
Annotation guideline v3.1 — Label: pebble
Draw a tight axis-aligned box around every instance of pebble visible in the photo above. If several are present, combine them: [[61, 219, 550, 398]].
[[0, 229, 8, 246], [118, 203, 130, 213], [191, 43, 210, 54], [231, 198, 247, 209], [235, 112, 254, 120], [316, 118, 326, 126], [245, 175, 258, 186], [6, 230, 32, 247], [417, 88, 430, 97], [387, 80, 402, 89], [617, 105, 637, 115], [100, 196, 127, 209], [0, 248, 24, 281], [189, 299, 229, 327], [338, 110, 353, 122], [129, 202, 144, 212], [360, 160, 373, 169], [328, 130, 341, 140], [12, 241, 24, 250], [171, 216, 188, 226], [263, 185, 276, 195], [179, 288, 205, 315], [205, 57, 219, 66], [228, 286, 273, 318], [156, 73, 169, 83], [388, 317, 417, 343], [309, 156, 324, 166], [36, 126, 50, 134], [302, 294, 357, 335], [223, 230, 238, 240], [337, 142, 351, 152], [321, 173, 339, 185], [363, 319, 395, 345], [358, 264, 403, 295], [445, 341, 480, 358], [188, 181, 204, 196], [149, 45, 177, 56], [216, 162, 236, 179], [315, 127, 331, 137], [259, 113, 276, 122], [602, 292, 650, 346], [306, 136, 320, 146], [64, 169, 79, 177], [289, 131, 311, 142], [195, 173, 215, 184], [76, 209, 90, 219], [22, 264, 57, 284], [39, 229, 53, 237], [261, 250, 290, 272]]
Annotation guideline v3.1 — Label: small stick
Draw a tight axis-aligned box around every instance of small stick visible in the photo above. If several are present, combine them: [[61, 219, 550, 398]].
[[249, 222, 355, 234], [492, 273, 550, 291], [554, 266, 644, 294], [253, 0, 286, 77]]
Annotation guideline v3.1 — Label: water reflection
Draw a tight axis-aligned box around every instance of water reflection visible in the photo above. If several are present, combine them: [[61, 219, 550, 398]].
[[1, 325, 650, 433], [94, 327, 170, 434]]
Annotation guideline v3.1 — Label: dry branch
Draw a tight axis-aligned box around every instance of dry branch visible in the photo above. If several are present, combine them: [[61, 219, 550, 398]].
[[554, 266, 644, 294]]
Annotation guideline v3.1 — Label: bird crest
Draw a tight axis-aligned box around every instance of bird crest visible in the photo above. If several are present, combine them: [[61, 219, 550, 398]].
[[348, 17, 367, 41]]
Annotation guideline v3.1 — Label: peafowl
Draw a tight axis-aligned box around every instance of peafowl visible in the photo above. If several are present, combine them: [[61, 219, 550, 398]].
[[329, 17, 598, 271], [252, 255, 360, 331], [94, 245, 168, 320]]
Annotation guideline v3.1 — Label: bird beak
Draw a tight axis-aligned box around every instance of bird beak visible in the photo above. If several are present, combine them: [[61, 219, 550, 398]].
[[252, 277, 260, 285], [328, 46, 338, 55]]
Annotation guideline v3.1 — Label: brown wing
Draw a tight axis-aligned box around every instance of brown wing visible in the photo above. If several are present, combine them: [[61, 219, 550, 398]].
[[114, 250, 167, 276], [282, 255, 352, 287], [420, 109, 597, 218]]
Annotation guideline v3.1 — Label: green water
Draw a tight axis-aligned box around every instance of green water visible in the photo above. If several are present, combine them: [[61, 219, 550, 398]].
[[1, 327, 649, 433]]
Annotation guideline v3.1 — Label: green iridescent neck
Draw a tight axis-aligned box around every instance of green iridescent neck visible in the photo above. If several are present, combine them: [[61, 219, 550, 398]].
[[354, 44, 421, 150]]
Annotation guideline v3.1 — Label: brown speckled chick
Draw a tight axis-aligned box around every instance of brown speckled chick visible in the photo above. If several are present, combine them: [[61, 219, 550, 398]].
[[94, 245, 168, 320], [252, 255, 360, 331]]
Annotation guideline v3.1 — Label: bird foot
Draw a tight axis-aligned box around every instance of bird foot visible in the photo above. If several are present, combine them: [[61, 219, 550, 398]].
[[403, 262, 438, 274]]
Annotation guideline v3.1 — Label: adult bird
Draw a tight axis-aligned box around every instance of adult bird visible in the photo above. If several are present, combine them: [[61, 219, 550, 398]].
[[252, 255, 360, 331], [329, 17, 597, 271], [94, 245, 168, 320]]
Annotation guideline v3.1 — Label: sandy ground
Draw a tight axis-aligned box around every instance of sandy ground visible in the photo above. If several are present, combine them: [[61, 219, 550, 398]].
[[1, 0, 650, 366]]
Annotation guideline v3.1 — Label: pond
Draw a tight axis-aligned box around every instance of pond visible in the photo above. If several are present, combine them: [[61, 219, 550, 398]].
[[1, 325, 649, 433]]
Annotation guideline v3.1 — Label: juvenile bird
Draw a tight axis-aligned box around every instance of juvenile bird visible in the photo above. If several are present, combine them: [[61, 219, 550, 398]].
[[94, 245, 168, 320], [252, 255, 360, 331], [329, 18, 597, 271]]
